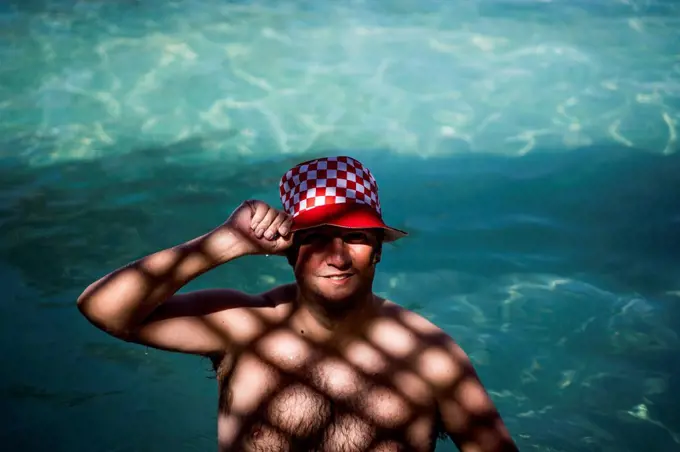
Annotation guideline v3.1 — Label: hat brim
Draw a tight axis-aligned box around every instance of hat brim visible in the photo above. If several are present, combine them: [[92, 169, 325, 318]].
[[290, 202, 407, 242]]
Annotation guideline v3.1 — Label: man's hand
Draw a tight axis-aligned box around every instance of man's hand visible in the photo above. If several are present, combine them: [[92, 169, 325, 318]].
[[218, 200, 294, 257]]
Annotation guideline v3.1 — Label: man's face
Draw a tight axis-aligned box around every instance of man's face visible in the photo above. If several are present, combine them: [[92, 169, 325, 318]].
[[292, 226, 382, 307]]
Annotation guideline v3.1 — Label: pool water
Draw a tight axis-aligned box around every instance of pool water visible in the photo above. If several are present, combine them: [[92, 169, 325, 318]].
[[1, 0, 679, 451]]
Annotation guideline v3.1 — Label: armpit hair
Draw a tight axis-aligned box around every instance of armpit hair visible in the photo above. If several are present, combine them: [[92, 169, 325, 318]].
[[206, 352, 236, 412]]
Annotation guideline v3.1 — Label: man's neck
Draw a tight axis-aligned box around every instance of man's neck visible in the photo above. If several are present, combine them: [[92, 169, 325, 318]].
[[290, 289, 379, 344]]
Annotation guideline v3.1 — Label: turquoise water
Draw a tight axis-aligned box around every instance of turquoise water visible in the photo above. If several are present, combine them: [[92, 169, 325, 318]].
[[1, 0, 679, 450]]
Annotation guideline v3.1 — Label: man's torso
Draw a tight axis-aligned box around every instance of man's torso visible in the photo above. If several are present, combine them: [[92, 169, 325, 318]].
[[213, 286, 442, 452]]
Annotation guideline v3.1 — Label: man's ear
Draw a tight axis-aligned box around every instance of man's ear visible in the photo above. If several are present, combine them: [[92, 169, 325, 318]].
[[373, 250, 382, 265]]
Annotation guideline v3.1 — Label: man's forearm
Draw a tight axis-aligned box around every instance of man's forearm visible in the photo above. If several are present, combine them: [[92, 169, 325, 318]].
[[76, 226, 246, 337]]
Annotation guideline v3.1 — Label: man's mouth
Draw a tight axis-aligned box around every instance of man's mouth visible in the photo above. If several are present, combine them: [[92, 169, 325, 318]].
[[323, 274, 353, 281]]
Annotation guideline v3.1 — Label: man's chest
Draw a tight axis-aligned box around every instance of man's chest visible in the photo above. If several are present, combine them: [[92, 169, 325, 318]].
[[217, 330, 438, 451]]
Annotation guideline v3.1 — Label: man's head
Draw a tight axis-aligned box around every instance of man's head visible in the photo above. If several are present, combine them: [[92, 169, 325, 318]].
[[285, 226, 385, 308], [278, 155, 406, 307]]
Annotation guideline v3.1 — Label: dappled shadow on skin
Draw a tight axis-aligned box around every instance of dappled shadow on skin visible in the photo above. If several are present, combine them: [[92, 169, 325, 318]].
[[77, 226, 516, 452], [213, 304, 513, 452], [206, 310, 505, 452]]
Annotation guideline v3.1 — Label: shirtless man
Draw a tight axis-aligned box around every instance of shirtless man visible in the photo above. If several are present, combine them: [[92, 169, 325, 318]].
[[77, 156, 518, 452]]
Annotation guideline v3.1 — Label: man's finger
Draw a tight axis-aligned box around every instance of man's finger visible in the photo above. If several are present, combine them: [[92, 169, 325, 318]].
[[249, 202, 269, 229], [278, 216, 293, 237], [255, 208, 278, 237], [264, 212, 286, 240]]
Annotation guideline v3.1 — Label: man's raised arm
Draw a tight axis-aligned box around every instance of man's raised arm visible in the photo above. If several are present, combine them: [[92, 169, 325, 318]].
[[76, 200, 293, 356]]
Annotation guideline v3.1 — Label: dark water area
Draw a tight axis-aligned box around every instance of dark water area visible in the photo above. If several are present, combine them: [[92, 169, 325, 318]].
[[2, 0, 680, 450], [2, 141, 679, 451], [2, 142, 678, 298]]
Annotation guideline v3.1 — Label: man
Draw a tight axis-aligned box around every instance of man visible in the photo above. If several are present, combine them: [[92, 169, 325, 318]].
[[77, 156, 518, 452]]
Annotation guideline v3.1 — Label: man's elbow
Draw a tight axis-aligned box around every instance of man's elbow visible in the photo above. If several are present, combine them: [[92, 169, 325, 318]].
[[448, 416, 518, 452], [455, 437, 518, 452], [76, 296, 135, 341], [465, 427, 519, 452]]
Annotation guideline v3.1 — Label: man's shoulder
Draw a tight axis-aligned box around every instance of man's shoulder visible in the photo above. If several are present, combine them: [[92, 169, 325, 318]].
[[377, 299, 471, 378], [379, 299, 451, 345]]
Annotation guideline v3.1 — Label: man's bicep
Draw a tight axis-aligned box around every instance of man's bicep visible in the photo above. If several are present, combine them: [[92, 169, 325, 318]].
[[435, 343, 518, 452], [126, 289, 262, 356]]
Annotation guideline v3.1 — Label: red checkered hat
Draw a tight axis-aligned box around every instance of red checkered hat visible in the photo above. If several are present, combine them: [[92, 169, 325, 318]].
[[279, 156, 407, 242]]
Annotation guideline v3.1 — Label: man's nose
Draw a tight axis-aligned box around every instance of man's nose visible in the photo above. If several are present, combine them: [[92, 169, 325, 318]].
[[324, 237, 351, 267]]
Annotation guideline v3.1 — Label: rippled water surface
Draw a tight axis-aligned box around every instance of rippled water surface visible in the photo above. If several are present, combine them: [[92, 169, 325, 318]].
[[1, 0, 679, 451]]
